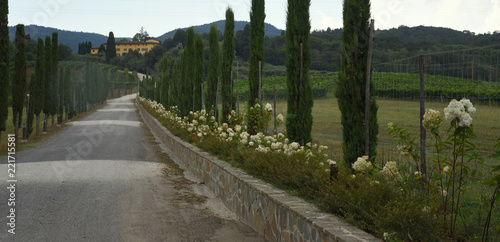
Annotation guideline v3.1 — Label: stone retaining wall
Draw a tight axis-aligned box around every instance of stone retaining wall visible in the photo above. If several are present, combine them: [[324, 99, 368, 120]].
[[137, 100, 379, 242]]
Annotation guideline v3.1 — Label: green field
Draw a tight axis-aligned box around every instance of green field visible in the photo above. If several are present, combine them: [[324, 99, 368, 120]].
[[234, 96, 500, 165]]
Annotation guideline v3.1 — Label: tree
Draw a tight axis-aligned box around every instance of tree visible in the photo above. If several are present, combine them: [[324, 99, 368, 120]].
[[50, 32, 58, 126], [106, 31, 116, 63], [285, 0, 313, 146], [173, 29, 187, 47], [34, 38, 44, 136], [158, 56, 169, 108], [180, 27, 195, 116], [221, 8, 235, 122], [58, 66, 64, 123], [206, 24, 219, 112], [26, 73, 35, 137], [43, 35, 51, 130], [0, 0, 9, 139], [169, 59, 179, 107], [12, 24, 27, 139], [133, 26, 150, 42], [248, 0, 265, 134], [336, 0, 378, 165], [193, 34, 204, 111]]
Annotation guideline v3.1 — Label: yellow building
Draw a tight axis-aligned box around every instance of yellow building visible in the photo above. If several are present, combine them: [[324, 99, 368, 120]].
[[93, 39, 160, 56]]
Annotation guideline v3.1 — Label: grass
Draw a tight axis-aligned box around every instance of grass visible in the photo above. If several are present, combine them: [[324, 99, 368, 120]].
[[234, 96, 500, 164]]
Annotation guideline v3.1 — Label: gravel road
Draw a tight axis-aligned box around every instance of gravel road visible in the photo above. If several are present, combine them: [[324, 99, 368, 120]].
[[0, 94, 264, 242]]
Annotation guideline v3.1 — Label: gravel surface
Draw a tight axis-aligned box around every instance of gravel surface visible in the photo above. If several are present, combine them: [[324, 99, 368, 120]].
[[0, 94, 264, 242]]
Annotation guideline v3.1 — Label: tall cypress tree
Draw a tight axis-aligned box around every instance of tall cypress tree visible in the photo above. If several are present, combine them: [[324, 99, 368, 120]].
[[0, 0, 8, 139], [285, 0, 313, 146], [106, 31, 116, 63], [221, 8, 235, 122], [169, 59, 179, 107], [34, 38, 44, 135], [12, 24, 26, 139], [26, 73, 35, 137], [43, 36, 51, 126], [194, 34, 204, 111], [206, 24, 219, 113], [50, 32, 58, 126], [248, 0, 265, 134], [336, 0, 378, 165], [58, 66, 64, 123], [181, 27, 195, 116], [160, 55, 169, 108]]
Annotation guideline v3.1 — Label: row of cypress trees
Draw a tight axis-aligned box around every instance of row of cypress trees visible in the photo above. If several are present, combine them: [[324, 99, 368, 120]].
[[0, 23, 111, 141], [142, 0, 378, 164]]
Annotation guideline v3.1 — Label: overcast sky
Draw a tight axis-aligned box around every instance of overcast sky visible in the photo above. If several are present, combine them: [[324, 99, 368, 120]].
[[8, 0, 500, 37]]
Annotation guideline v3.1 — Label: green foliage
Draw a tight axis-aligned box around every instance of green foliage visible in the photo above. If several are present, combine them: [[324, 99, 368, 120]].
[[169, 59, 179, 107], [159, 56, 169, 108], [194, 35, 204, 111], [50, 32, 58, 117], [285, 0, 313, 146], [43, 35, 52, 115], [34, 38, 44, 117], [12, 24, 27, 129], [26, 73, 35, 137], [248, 0, 265, 134], [221, 8, 235, 122], [206, 24, 219, 113], [180, 27, 195, 117], [78, 41, 92, 55], [0, 0, 8, 133], [106, 31, 116, 63], [336, 0, 378, 166]]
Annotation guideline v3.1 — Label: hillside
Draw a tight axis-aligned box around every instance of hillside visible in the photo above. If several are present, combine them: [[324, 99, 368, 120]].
[[157, 20, 282, 41], [8, 25, 109, 54]]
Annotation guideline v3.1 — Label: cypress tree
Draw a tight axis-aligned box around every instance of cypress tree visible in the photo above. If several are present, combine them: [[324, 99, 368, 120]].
[[50, 32, 58, 126], [336, 0, 378, 165], [63, 65, 72, 119], [26, 73, 35, 138], [106, 31, 116, 63], [285, 0, 313, 146], [43, 36, 51, 126], [160, 55, 169, 108], [248, 0, 265, 134], [181, 27, 195, 116], [12, 24, 27, 139], [194, 34, 204, 111], [169, 59, 179, 107], [206, 24, 219, 113], [34, 38, 44, 135], [0, 0, 9, 138], [221, 8, 235, 122]]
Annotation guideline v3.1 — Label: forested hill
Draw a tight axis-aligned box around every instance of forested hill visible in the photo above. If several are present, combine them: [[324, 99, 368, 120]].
[[157, 20, 282, 41], [258, 25, 500, 72], [8, 25, 108, 54]]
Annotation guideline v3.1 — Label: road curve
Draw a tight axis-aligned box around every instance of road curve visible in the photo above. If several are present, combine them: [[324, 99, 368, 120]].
[[0, 94, 264, 241]]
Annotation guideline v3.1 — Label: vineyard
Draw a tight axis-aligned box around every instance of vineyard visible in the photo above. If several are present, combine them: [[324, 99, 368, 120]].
[[232, 72, 500, 103]]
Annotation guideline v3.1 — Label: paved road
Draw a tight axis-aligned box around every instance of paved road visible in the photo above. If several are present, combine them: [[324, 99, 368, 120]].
[[0, 94, 264, 241]]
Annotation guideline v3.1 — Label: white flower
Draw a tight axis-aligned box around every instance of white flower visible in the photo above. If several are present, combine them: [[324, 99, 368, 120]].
[[327, 159, 336, 166], [276, 114, 284, 123], [265, 103, 273, 112], [249, 141, 254, 147], [458, 112, 472, 127], [423, 109, 442, 130], [414, 171, 422, 176], [235, 125, 242, 133], [381, 161, 401, 180], [290, 142, 300, 150], [352, 156, 373, 174], [441, 189, 447, 197], [460, 98, 476, 114], [197, 133, 202, 137], [241, 138, 248, 145]]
